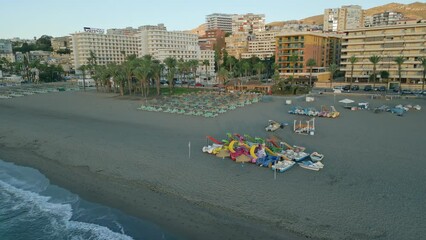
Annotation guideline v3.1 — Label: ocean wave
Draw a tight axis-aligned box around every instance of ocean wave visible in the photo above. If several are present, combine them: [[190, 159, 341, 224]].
[[0, 178, 133, 240]]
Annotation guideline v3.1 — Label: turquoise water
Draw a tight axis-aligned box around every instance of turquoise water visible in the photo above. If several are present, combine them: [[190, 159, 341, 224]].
[[0, 159, 177, 240]]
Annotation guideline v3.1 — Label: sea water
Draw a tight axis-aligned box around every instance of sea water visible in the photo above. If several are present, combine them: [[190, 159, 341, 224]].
[[0, 159, 177, 240]]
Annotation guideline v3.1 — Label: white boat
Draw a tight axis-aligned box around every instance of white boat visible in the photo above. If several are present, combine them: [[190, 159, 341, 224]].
[[310, 152, 324, 162], [281, 149, 309, 162], [271, 160, 295, 173], [298, 160, 324, 171]]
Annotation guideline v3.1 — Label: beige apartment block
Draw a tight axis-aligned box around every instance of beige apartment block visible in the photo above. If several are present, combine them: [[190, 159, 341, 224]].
[[225, 33, 249, 59], [341, 22, 426, 83], [241, 31, 278, 60], [70, 31, 138, 70], [232, 13, 265, 34]]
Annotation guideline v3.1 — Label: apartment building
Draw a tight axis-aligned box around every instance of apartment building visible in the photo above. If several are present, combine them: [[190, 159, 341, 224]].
[[198, 29, 225, 51], [70, 28, 139, 70], [275, 32, 342, 79], [137, 24, 200, 62], [0, 39, 15, 62], [232, 13, 266, 34], [241, 31, 278, 60], [199, 50, 215, 77], [324, 5, 364, 32], [206, 13, 234, 33], [341, 22, 426, 83], [225, 33, 250, 59], [51, 36, 71, 52], [365, 11, 404, 27]]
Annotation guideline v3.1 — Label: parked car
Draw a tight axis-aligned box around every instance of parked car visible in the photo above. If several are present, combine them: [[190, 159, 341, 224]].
[[195, 83, 204, 87], [364, 85, 373, 91], [333, 86, 344, 92], [401, 89, 413, 95], [378, 86, 387, 91], [343, 85, 351, 91], [351, 85, 360, 91]]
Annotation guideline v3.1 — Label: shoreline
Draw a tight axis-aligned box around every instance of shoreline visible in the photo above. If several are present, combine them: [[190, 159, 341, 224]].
[[0, 144, 304, 240], [1, 91, 424, 240]]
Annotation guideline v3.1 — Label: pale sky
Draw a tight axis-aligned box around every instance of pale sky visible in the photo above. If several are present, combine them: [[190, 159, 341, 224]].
[[0, 0, 418, 39]]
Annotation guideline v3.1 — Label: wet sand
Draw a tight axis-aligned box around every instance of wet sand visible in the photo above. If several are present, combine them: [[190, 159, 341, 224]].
[[0, 90, 425, 240]]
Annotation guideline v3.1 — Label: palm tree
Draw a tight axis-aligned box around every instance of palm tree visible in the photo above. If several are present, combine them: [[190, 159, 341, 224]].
[[217, 67, 229, 85], [254, 62, 265, 81], [306, 58, 316, 88], [349, 55, 358, 88], [151, 60, 164, 96], [202, 59, 210, 83], [328, 63, 339, 89], [394, 56, 405, 83], [289, 52, 299, 78], [134, 56, 152, 98], [188, 60, 198, 88], [369, 55, 381, 87], [78, 65, 87, 91], [123, 54, 137, 95], [110, 64, 127, 96], [419, 57, 426, 92], [164, 57, 177, 94], [227, 56, 237, 77], [242, 61, 250, 78]]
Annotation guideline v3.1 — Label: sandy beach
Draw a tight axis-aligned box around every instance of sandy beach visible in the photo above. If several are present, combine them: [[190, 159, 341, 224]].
[[0, 90, 425, 239]]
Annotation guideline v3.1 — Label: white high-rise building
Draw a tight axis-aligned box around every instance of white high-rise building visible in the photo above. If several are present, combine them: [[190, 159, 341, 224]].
[[324, 5, 364, 32], [232, 13, 266, 34], [206, 13, 234, 33], [137, 24, 200, 62], [70, 28, 138, 70]]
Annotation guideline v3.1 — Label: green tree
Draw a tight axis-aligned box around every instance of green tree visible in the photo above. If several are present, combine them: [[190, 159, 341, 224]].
[[151, 60, 164, 96], [328, 63, 339, 89], [123, 54, 137, 95], [202, 59, 210, 83], [369, 55, 381, 87], [188, 59, 199, 88], [164, 57, 177, 94], [217, 67, 229, 85], [242, 61, 250, 78], [394, 56, 405, 83], [134, 55, 152, 98], [380, 71, 390, 82], [254, 62, 265, 81], [349, 55, 358, 88], [306, 58, 316, 88], [78, 65, 87, 91], [86, 51, 98, 91], [289, 52, 299, 79]]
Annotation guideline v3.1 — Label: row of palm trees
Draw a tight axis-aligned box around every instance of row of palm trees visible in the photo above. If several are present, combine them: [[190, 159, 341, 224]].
[[79, 54, 211, 96], [347, 55, 426, 90]]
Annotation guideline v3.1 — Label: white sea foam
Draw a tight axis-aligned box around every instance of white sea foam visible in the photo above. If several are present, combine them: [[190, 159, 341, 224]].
[[0, 175, 133, 240]]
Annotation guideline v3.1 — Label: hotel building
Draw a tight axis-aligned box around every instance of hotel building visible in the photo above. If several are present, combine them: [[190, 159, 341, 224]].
[[206, 13, 234, 33], [137, 24, 200, 62], [70, 28, 138, 70], [341, 22, 426, 83], [275, 32, 342, 79]]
